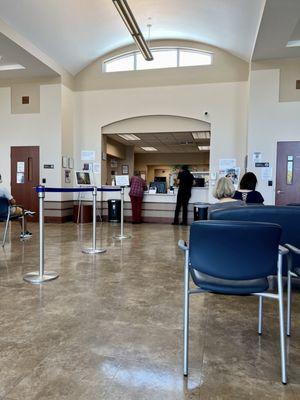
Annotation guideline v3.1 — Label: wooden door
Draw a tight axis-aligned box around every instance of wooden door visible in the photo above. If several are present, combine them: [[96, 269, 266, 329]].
[[11, 146, 40, 221], [276, 141, 300, 205]]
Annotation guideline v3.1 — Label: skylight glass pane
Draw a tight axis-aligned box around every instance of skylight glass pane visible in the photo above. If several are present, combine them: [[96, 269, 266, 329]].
[[136, 49, 177, 70], [105, 54, 134, 72], [179, 50, 212, 67]]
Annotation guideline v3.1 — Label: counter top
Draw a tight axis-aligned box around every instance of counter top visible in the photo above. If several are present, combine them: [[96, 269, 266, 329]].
[[101, 186, 209, 204]]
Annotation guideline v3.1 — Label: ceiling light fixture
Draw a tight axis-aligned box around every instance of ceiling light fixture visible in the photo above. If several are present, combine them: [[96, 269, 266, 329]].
[[141, 147, 157, 151], [192, 131, 211, 140], [198, 146, 210, 151], [0, 63, 25, 71], [118, 134, 141, 141], [112, 0, 153, 61]]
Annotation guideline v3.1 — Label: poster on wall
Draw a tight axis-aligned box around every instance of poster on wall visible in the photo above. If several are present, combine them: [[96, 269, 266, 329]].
[[93, 163, 100, 174], [68, 157, 74, 169], [261, 166, 272, 181], [65, 170, 71, 183], [62, 156, 68, 168], [252, 152, 262, 163], [81, 150, 96, 161], [219, 159, 236, 170], [219, 167, 241, 186]]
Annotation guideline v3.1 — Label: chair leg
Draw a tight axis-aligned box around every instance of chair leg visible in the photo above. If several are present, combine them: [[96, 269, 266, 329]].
[[183, 250, 190, 376], [258, 296, 263, 335], [2, 217, 10, 247], [287, 254, 293, 337], [278, 258, 287, 384]]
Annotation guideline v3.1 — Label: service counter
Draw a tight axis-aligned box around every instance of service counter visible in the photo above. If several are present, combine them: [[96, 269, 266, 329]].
[[101, 186, 209, 224]]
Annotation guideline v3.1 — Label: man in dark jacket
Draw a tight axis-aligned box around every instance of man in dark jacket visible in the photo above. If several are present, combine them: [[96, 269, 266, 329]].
[[172, 165, 194, 225]]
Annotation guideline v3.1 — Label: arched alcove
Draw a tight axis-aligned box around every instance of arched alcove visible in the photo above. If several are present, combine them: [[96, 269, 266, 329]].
[[101, 114, 211, 185]]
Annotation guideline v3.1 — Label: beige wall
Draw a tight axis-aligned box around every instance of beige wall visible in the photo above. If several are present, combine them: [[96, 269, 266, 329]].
[[0, 84, 63, 201], [75, 39, 249, 91], [61, 85, 75, 193], [248, 68, 300, 204], [11, 83, 40, 114], [252, 58, 300, 102]]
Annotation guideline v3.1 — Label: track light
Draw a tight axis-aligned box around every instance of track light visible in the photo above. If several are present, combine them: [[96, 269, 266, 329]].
[[112, 0, 153, 61]]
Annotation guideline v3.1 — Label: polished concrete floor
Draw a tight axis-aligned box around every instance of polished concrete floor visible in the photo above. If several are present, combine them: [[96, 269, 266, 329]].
[[0, 221, 300, 399]]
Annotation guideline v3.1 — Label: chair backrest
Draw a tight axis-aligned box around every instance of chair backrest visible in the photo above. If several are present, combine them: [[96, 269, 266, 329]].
[[210, 205, 300, 273], [0, 197, 9, 220], [189, 220, 281, 280]]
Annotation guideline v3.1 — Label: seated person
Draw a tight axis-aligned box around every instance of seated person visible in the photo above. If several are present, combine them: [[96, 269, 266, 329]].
[[233, 172, 264, 204], [209, 177, 244, 215], [0, 174, 35, 238]]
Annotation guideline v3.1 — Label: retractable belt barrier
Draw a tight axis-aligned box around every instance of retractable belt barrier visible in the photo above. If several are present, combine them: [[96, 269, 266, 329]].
[[23, 185, 122, 284]]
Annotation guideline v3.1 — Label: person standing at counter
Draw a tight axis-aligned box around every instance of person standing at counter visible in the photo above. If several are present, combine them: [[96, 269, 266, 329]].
[[129, 172, 147, 224], [172, 165, 194, 226]]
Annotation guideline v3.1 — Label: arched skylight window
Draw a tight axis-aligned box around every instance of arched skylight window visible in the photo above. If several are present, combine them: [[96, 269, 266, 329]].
[[103, 47, 212, 73]]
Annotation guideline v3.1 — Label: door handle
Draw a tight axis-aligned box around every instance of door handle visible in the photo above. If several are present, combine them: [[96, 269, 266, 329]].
[[277, 190, 284, 194]]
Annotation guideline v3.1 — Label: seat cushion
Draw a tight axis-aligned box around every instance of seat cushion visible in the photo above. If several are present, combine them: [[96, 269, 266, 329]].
[[190, 268, 269, 295]]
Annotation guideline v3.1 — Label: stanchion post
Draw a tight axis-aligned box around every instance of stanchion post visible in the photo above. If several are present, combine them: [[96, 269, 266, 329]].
[[113, 186, 131, 240], [82, 186, 107, 254], [23, 186, 59, 284]]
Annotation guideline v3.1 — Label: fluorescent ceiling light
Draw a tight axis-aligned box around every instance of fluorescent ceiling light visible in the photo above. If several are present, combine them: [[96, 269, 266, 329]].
[[141, 146, 157, 151], [286, 40, 300, 47], [198, 146, 210, 151], [118, 134, 140, 141], [0, 64, 25, 71], [192, 131, 210, 140], [112, 0, 153, 61]]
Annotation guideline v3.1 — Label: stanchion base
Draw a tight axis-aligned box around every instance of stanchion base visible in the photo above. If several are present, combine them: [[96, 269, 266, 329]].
[[82, 248, 107, 254], [23, 271, 59, 284], [113, 234, 131, 240]]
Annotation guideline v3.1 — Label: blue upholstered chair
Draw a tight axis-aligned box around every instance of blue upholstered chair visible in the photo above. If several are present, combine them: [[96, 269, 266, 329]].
[[0, 197, 24, 247], [179, 220, 287, 384], [210, 205, 300, 336]]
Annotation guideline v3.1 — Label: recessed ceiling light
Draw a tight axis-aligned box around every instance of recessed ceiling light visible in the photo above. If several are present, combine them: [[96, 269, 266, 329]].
[[198, 145, 210, 151], [286, 40, 300, 47], [0, 64, 26, 71], [192, 131, 210, 140], [141, 146, 157, 151], [118, 134, 141, 141]]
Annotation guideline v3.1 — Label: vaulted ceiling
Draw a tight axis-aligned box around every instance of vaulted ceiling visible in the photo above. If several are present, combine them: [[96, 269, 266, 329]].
[[0, 0, 266, 75]]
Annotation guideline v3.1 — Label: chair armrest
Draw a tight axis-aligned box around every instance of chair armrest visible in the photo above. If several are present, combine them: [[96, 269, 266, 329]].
[[178, 240, 188, 252], [279, 245, 289, 255], [284, 243, 300, 254]]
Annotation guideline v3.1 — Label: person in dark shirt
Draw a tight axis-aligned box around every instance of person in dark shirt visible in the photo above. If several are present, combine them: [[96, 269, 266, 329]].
[[233, 172, 264, 204], [172, 165, 194, 225]]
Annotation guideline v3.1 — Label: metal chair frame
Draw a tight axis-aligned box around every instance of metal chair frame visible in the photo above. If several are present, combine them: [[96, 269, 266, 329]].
[[1, 203, 25, 247], [284, 244, 300, 337], [178, 240, 288, 385]]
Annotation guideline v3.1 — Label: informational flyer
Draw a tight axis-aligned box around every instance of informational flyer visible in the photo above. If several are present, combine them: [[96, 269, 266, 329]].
[[219, 159, 236, 170], [81, 150, 96, 161]]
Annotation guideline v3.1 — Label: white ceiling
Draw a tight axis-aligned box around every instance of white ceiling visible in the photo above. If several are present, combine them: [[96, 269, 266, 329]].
[[106, 132, 210, 153], [0, 32, 58, 80], [0, 0, 265, 75], [253, 0, 300, 60]]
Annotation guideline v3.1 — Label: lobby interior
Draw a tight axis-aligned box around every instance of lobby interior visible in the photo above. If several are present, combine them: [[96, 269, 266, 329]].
[[1, 1, 300, 399]]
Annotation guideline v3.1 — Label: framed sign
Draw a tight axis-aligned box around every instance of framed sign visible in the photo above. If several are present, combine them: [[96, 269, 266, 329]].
[[122, 165, 129, 174]]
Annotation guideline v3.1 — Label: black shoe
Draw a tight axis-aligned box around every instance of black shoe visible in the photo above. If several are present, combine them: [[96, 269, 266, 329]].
[[172, 221, 179, 225], [180, 222, 188, 226]]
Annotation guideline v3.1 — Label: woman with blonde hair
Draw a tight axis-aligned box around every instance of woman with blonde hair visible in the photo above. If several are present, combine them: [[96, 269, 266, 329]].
[[209, 177, 244, 214]]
